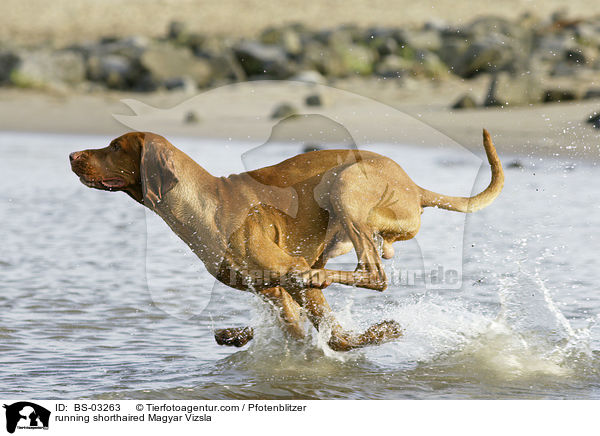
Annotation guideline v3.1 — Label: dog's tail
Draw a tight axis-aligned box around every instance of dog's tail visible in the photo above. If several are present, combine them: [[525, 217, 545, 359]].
[[420, 129, 504, 213]]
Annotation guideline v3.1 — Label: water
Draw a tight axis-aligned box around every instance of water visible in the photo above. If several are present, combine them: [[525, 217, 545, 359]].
[[1, 131, 599, 399]]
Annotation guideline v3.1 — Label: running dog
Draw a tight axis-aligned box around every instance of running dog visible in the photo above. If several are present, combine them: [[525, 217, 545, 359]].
[[70, 129, 503, 351]]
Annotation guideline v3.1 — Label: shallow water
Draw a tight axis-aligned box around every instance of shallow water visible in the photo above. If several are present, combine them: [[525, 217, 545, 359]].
[[1, 131, 599, 399]]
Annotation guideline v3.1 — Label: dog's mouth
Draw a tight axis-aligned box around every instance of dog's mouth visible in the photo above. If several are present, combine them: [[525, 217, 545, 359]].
[[79, 176, 126, 190]]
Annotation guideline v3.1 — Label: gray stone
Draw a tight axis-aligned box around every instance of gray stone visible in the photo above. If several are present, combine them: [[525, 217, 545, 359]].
[[168, 21, 188, 41], [233, 41, 292, 78], [10, 50, 85, 88], [204, 51, 246, 82], [438, 37, 470, 73], [535, 33, 576, 61], [543, 88, 578, 103], [467, 16, 528, 40], [485, 72, 543, 107], [584, 88, 600, 100], [375, 55, 411, 78], [76, 36, 149, 60], [574, 22, 600, 47], [260, 27, 303, 56], [302, 143, 322, 153], [452, 93, 478, 109], [304, 41, 375, 77], [305, 93, 324, 106], [271, 103, 298, 119], [141, 43, 213, 87], [587, 112, 600, 128], [456, 34, 517, 77], [0, 50, 20, 84], [87, 54, 138, 89], [367, 33, 399, 57], [565, 48, 587, 64], [164, 76, 197, 93], [184, 110, 201, 124], [506, 159, 525, 169], [401, 28, 443, 52], [290, 70, 326, 84], [412, 51, 449, 78]]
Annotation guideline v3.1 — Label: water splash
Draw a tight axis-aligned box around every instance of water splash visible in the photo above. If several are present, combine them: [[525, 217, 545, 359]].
[[231, 268, 595, 384]]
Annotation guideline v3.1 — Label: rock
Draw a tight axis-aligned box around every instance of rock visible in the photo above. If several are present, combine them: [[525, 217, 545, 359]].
[[374, 54, 411, 78], [467, 15, 529, 40], [203, 51, 246, 83], [401, 28, 443, 52], [164, 76, 197, 93], [412, 51, 449, 78], [10, 50, 85, 88], [141, 43, 213, 87], [456, 34, 517, 77], [574, 22, 600, 47], [565, 48, 587, 64], [484, 72, 544, 107], [365, 29, 399, 56], [584, 88, 600, 99], [184, 110, 201, 124], [193, 36, 246, 82], [535, 33, 576, 62], [451, 15, 534, 77], [452, 93, 478, 109], [233, 40, 292, 78], [305, 93, 324, 106], [336, 44, 376, 76], [167, 21, 205, 51], [438, 37, 470, 73], [260, 26, 303, 56], [302, 143, 322, 153], [507, 159, 525, 169], [0, 50, 20, 84], [289, 70, 326, 84], [271, 103, 297, 119], [87, 54, 139, 89], [306, 42, 375, 77], [75, 36, 149, 60], [586, 112, 600, 128], [543, 88, 578, 102], [167, 21, 188, 41]]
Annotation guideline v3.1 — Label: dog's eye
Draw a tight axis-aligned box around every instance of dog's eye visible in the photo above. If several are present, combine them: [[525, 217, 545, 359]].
[[111, 143, 121, 151]]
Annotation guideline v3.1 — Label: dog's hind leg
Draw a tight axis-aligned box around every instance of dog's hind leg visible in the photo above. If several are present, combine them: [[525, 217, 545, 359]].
[[288, 287, 403, 351], [259, 286, 307, 339]]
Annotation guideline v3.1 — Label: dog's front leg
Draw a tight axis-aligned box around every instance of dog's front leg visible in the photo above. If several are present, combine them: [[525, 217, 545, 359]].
[[214, 286, 305, 347]]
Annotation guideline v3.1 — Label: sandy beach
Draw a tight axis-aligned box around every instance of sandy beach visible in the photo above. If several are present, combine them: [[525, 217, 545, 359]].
[[0, 1, 599, 159], [1, 0, 597, 46], [1, 79, 598, 160]]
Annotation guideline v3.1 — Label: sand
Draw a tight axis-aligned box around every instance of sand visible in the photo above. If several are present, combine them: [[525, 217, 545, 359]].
[[0, 77, 598, 160], [1, 0, 598, 46], [1, 1, 599, 160]]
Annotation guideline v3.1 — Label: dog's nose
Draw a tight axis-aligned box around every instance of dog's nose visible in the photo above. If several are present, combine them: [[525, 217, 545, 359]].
[[69, 151, 81, 162]]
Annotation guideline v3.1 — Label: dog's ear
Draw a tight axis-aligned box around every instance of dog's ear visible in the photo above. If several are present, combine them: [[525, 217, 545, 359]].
[[140, 135, 178, 208]]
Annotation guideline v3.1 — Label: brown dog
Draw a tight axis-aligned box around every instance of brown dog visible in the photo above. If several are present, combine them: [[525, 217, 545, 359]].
[[70, 130, 503, 351]]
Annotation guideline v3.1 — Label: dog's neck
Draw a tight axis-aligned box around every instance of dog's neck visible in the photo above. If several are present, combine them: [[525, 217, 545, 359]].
[[142, 150, 226, 275]]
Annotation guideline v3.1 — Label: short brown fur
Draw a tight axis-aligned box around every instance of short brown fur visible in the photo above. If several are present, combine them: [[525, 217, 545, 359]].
[[70, 130, 503, 351]]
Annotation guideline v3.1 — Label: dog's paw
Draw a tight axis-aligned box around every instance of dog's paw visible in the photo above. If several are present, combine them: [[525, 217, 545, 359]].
[[362, 320, 403, 344], [214, 327, 254, 347]]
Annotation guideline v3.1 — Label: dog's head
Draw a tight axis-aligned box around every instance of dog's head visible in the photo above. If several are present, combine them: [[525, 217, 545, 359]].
[[70, 132, 178, 208]]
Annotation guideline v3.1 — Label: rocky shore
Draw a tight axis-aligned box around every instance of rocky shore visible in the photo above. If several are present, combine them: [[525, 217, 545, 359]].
[[1, 12, 599, 110]]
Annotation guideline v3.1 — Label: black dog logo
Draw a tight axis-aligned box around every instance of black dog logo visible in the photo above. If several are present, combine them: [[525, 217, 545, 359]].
[[3, 402, 50, 433]]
